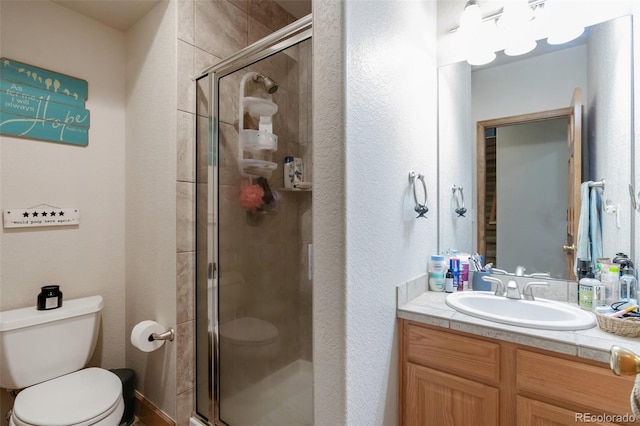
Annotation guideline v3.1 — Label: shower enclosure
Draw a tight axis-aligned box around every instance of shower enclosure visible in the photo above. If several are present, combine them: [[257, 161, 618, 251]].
[[194, 16, 313, 426]]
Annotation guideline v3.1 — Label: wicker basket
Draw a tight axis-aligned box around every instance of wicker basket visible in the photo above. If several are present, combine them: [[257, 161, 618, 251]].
[[595, 312, 640, 338]]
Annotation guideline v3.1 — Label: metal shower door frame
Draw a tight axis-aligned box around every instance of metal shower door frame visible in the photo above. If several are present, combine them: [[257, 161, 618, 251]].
[[194, 14, 312, 426]]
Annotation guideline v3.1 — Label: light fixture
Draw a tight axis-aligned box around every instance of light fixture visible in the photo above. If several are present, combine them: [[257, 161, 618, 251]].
[[460, 0, 482, 30], [545, 0, 584, 45], [497, 0, 533, 30], [453, 0, 585, 65], [459, 1, 496, 66], [467, 48, 496, 66], [498, 0, 537, 56]]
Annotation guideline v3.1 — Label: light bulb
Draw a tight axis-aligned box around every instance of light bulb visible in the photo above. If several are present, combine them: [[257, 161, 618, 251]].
[[505, 38, 537, 56], [545, 0, 585, 45], [460, 0, 482, 30], [547, 25, 584, 45], [497, 0, 533, 30]]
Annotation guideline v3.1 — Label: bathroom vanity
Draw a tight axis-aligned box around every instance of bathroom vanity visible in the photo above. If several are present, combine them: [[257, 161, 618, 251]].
[[397, 287, 640, 425]]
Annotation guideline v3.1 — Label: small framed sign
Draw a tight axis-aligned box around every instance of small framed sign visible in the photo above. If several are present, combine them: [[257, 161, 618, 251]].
[[3, 205, 80, 228]]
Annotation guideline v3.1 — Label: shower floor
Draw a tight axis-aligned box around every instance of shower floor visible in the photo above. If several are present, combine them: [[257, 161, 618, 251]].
[[220, 359, 313, 426]]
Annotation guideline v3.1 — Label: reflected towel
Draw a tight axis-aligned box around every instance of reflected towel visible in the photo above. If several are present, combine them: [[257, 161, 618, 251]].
[[575, 181, 592, 272], [589, 186, 603, 268]]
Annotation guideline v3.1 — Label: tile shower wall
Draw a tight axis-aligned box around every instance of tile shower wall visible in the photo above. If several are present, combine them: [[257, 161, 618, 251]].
[[176, 1, 304, 424]]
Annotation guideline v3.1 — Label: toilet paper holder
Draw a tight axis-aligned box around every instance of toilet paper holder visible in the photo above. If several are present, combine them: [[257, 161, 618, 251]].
[[149, 328, 175, 342]]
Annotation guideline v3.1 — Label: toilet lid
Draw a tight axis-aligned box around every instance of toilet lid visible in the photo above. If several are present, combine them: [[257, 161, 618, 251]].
[[220, 317, 278, 345], [13, 368, 122, 426]]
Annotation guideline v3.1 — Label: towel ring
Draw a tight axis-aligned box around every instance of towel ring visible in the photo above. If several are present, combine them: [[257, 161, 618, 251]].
[[409, 172, 428, 218], [452, 185, 467, 217]]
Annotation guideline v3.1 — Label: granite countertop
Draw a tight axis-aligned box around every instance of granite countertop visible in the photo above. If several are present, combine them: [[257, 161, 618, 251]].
[[397, 287, 640, 365]]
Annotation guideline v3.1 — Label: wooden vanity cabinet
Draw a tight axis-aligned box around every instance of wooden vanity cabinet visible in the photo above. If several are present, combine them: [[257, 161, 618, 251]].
[[399, 319, 635, 426]]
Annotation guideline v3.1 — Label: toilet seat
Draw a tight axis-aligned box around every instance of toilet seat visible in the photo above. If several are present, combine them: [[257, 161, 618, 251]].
[[11, 368, 124, 426], [220, 317, 278, 345]]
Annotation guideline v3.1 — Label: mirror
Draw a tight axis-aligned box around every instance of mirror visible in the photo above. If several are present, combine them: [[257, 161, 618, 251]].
[[438, 14, 634, 281]]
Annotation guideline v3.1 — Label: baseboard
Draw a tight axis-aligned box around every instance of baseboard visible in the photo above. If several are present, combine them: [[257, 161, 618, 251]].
[[135, 390, 175, 426]]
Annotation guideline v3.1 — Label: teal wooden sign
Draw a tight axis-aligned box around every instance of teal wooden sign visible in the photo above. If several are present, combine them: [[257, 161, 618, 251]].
[[0, 58, 90, 146]]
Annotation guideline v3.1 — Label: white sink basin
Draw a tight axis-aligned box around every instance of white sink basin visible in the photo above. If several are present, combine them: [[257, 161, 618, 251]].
[[445, 292, 596, 331]]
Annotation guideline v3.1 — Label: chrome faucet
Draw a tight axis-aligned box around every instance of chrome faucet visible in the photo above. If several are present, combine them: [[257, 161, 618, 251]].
[[481, 274, 550, 301], [522, 281, 549, 301], [515, 265, 526, 276], [505, 280, 521, 299], [481, 275, 507, 297]]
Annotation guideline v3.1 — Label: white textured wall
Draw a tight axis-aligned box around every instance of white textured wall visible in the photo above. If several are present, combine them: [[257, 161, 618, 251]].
[[438, 62, 473, 254], [312, 0, 347, 423], [125, 0, 177, 418], [0, 0, 126, 421], [588, 15, 633, 262], [313, 1, 439, 425]]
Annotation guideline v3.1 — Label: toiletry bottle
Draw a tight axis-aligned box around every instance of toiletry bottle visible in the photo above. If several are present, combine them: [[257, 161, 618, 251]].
[[576, 258, 590, 303], [601, 262, 620, 304], [449, 258, 460, 291], [592, 283, 607, 311], [445, 269, 454, 293], [460, 259, 469, 291], [578, 271, 599, 310], [428, 255, 446, 292], [37, 285, 63, 310], [293, 157, 303, 188], [284, 156, 295, 189], [619, 265, 638, 304]]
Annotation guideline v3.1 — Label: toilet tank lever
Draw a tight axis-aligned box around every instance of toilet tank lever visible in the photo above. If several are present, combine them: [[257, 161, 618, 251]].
[[148, 328, 175, 342]]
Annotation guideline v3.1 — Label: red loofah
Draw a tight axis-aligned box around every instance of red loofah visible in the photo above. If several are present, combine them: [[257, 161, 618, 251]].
[[239, 180, 264, 212]]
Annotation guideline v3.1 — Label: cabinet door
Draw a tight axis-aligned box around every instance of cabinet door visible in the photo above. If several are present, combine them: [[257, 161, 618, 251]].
[[517, 396, 620, 426], [405, 362, 499, 426]]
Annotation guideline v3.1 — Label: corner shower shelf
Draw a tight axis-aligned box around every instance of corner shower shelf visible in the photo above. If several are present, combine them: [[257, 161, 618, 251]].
[[239, 129, 278, 153], [278, 188, 312, 192]]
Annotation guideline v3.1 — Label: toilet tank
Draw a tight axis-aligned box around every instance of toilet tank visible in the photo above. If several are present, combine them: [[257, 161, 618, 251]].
[[0, 295, 104, 389]]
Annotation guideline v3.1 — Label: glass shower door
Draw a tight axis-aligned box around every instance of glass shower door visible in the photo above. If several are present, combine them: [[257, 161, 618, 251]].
[[195, 19, 312, 426]]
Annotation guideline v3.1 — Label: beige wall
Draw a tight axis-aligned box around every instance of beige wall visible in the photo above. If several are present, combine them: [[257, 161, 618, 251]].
[[125, 0, 178, 420], [0, 0, 127, 422]]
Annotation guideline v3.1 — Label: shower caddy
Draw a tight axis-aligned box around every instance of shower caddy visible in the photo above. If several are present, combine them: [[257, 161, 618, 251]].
[[238, 71, 278, 178]]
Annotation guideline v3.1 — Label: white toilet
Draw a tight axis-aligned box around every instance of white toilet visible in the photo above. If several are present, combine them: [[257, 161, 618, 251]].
[[0, 295, 125, 426]]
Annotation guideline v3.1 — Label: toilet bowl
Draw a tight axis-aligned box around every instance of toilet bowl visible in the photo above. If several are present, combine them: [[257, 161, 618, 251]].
[[10, 368, 124, 426], [220, 317, 279, 359]]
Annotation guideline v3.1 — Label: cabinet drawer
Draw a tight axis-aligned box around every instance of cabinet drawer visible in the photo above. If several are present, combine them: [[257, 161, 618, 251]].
[[405, 362, 499, 426], [405, 323, 500, 384], [516, 349, 634, 417], [517, 396, 621, 426]]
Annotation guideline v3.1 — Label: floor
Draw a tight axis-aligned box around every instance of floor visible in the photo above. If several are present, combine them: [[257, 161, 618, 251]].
[[220, 359, 313, 426], [131, 360, 312, 426]]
